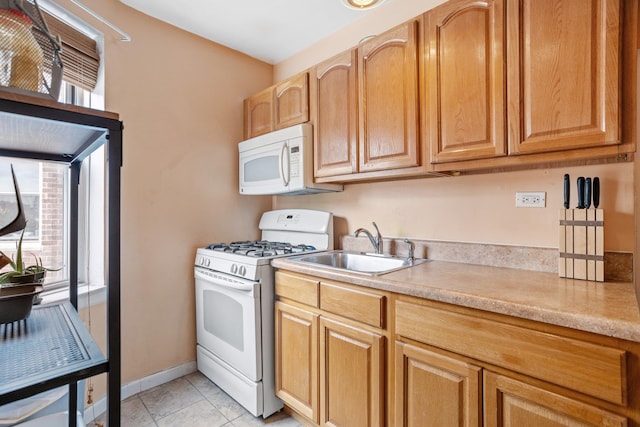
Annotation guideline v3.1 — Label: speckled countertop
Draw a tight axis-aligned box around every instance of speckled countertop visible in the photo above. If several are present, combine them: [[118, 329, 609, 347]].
[[271, 257, 640, 343]]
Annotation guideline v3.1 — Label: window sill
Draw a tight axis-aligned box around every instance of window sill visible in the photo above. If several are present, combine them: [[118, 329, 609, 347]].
[[41, 282, 106, 309]]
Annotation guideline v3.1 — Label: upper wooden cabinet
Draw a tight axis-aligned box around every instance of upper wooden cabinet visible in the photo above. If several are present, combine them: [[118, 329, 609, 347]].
[[312, 20, 424, 181], [426, 0, 506, 163], [507, 0, 622, 155], [275, 73, 309, 130], [244, 86, 274, 139], [426, 0, 636, 170], [246, 0, 636, 176], [358, 20, 421, 173], [312, 50, 358, 178], [243, 72, 309, 139]]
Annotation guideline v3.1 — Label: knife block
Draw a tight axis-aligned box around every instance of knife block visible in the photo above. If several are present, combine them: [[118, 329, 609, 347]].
[[558, 209, 604, 281]]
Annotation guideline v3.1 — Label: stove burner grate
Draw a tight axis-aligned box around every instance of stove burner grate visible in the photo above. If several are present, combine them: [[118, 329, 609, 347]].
[[206, 241, 316, 257]]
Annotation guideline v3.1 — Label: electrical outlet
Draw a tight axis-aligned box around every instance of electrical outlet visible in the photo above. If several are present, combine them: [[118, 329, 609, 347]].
[[515, 191, 546, 208]]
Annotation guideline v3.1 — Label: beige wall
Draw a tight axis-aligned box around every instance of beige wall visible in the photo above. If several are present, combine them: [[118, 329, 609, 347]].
[[274, 163, 634, 251], [274, 0, 636, 253], [49, 0, 636, 400], [274, 0, 448, 81], [52, 0, 273, 387]]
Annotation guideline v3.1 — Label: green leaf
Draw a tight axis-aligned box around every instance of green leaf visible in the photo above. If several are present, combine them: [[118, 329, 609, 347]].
[[15, 228, 25, 274]]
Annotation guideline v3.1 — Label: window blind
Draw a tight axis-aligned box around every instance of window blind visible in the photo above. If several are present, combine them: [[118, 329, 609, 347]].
[[37, 11, 99, 91]]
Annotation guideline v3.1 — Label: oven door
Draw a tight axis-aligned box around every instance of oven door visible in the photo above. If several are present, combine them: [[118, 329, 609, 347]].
[[238, 138, 291, 195], [195, 267, 262, 381]]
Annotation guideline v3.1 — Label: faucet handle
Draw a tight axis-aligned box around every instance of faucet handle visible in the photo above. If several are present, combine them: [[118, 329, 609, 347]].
[[402, 238, 415, 263], [372, 222, 380, 235], [372, 222, 383, 254]]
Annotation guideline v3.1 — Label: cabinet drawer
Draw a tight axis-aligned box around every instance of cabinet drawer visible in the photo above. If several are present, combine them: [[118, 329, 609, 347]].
[[395, 300, 626, 405], [275, 271, 319, 308], [320, 282, 385, 328]]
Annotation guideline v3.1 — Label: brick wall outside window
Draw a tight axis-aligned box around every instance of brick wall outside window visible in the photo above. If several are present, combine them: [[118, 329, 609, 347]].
[[0, 163, 66, 285], [39, 163, 65, 282]]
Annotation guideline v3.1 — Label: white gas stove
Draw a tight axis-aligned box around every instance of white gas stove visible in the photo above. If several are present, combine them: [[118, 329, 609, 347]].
[[195, 209, 333, 278], [194, 209, 333, 418]]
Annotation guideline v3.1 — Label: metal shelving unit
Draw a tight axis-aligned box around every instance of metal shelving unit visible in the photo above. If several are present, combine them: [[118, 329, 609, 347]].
[[0, 90, 122, 427]]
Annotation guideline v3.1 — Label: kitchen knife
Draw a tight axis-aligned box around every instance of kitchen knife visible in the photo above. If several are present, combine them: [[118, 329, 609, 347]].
[[563, 174, 570, 209], [593, 177, 600, 208], [584, 177, 591, 209], [576, 177, 585, 209]]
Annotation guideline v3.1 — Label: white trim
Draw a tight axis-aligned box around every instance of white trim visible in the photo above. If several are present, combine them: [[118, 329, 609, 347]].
[[41, 283, 106, 309], [83, 362, 197, 424]]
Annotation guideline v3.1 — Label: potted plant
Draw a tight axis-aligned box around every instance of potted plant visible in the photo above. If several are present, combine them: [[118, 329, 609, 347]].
[[0, 165, 55, 322], [0, 228, 51, 286]]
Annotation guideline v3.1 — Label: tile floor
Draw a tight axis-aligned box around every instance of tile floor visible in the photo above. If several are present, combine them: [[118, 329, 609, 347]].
[[89, 372, 302, 427]]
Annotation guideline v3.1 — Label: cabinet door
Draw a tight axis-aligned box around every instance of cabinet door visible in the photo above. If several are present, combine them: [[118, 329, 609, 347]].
[[275, 302, 319, 423], [275, 72, 309, 130], [507, 0, 622, 155], [484, 371, 627, 427], [244, 86, 273, 139], [426, 0, 506, 163], [320, 317, 385, 427], [395, 341, 481, 427], [358, 20, 420, 172], [312, 50, 358, 177]]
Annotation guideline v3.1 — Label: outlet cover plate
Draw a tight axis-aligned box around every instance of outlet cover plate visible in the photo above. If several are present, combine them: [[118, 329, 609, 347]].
[[515, 191, 546, 208]]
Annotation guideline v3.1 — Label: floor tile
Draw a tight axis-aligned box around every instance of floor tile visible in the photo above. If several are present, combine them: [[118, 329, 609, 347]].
[[186, 372, 246, 420], [229, 411, 303, 426], [89, 372, 303, 426], [120, 396, 157, 427], [139, 377, 203, 419], [88, 395, 156, 427], [156, 399, 228, 427]]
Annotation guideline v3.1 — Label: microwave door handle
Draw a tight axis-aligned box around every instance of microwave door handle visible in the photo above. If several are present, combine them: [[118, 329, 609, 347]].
[[280, 142, 290, 186]]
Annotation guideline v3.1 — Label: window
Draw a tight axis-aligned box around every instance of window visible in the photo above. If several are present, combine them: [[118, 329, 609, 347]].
[[0, 159, 68, 287], [0, 5, 105, 293], [0, 160, 42, 241]]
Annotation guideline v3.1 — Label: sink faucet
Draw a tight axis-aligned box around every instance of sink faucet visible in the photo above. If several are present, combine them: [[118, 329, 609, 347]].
[[403, 238, 415, 264], [354, 222, 383, 254]]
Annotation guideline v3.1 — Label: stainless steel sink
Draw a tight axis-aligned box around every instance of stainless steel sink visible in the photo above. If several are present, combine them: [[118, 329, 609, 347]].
[[289, 250, 427, 275]]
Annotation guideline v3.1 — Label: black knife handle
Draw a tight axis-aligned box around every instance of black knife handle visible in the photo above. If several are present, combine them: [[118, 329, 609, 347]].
[[563, 174, 570, 209], [593, 177, 600, 208], [584, 177, 591, 209], [577, 177, 585, 209]]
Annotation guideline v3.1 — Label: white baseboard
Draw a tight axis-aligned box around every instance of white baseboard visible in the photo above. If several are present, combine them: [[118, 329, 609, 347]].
[[83, 361, 197, 424]]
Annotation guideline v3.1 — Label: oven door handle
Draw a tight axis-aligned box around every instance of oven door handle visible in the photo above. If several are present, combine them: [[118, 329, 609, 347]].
[[195, 268, 258, 292], [279, 142, 290, 187]]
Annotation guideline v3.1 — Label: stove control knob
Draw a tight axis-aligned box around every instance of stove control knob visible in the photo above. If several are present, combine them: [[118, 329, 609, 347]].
[[231, 264, 238, 274], [205, 258, 210, 267], [198, 257, 205, 266], [239, 266, 246, 276]]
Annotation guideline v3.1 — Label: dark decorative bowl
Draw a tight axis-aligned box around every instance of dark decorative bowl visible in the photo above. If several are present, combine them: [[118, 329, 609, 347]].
[[8, 271, 47, 284], [0, 284, 44, 324]]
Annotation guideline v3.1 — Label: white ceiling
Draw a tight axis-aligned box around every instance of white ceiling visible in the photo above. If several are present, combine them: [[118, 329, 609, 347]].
[[119, 0, 380, 64]]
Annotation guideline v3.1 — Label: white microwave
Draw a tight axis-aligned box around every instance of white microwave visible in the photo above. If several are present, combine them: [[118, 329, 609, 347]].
[[238, 123, 343, 196]]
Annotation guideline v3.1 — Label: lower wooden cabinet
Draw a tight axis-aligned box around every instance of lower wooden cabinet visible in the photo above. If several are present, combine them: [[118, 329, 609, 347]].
[[484, 371, 627, 427], [394, 340, 629, 427], [275, 301, 319, 422], [395, 341, 481, 427], [275, 273, 387, 426], [320, 317, 385, 427], [275, 271, 639, 427]]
